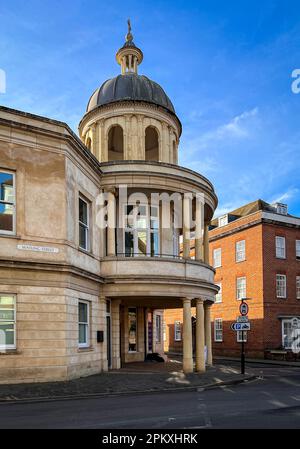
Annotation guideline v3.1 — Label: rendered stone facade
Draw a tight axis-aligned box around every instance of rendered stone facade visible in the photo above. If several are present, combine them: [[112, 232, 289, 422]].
[[0, 25, 218, 383]]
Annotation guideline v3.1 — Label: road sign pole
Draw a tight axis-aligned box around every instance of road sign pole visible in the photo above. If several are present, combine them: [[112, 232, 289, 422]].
[[240, 299, 246, 375], [241, 330, 245, 375]]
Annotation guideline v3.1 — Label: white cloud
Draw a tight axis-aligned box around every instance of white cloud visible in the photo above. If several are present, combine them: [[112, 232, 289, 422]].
[[217, 107, 258, 139], [182, 107, 259, 157], [269, 188, 299, 204]]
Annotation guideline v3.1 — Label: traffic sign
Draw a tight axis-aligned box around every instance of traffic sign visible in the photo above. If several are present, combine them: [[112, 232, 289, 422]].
[[237, 316, 249, 323], [240, 302, 249, 316], [231, 322, 251, 331]]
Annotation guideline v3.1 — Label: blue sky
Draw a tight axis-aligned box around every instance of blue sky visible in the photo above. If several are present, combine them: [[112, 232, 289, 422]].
[[0, 0, 299, 216]]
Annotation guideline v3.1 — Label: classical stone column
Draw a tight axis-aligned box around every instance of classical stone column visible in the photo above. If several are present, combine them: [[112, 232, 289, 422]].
[[195, 298, 205, 372], [204, 302, 213, 366], [137, 115, 145, 160], [99, 120, 106, 162], [162, 123, 169, 162], [111, 299, 121, 369], [91, 123, 97, 156], [182, 298, 193, 373], [183, 194, 191, 259], [203, 223, 210, 264], [107, 191, 116, 256], [195, 196, 204, 262], [124, 115, 133, 160]]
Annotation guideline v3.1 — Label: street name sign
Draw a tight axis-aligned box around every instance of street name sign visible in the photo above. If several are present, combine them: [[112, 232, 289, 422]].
[[231, 322, 251, 331]]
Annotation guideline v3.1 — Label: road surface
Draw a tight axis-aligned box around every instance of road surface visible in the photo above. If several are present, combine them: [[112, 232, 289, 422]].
[[0, 370, 300, 428]]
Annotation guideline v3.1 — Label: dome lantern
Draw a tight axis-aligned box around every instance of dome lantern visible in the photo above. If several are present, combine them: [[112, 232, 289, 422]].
[[116, 20, 143, 75]]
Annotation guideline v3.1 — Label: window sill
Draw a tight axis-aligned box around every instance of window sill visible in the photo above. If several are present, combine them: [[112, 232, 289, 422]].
[[78, 247, 92, 256], [0, 349, 20, 355], [0, 234, 20, 239], [77, 346, 94, 353], [236, 259, 246, 263]]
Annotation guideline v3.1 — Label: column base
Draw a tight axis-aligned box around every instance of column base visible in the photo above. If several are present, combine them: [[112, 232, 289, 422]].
[[195, 359, 206, 373], [111, 357, 121, 370], [183, 358, 193, 374]]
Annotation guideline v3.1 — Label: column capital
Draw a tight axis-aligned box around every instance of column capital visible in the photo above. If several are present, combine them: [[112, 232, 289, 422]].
[[182, 297, 192, 304], [204, 301, 213, 308], [103, 187, 116, 195], [195, 298, 204, 305]]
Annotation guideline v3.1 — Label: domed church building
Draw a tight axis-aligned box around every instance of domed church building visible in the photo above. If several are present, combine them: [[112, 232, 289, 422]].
[[0, 23, 218, 383]]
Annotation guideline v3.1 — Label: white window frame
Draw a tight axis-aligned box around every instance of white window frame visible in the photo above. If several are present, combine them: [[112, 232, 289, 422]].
[[276, 203, 288, 215], [128, 307, 138, 353], [215, 283, 222, 303], [155, 314, 161, 343], [0, 294, 16, 350], [236, 277, 246, 300], [237, 328, 247, 343], [236, 240, 246, 262], [218, 215, 228, 227], [78, 300, 90, 348], [213, 248, 222, 268], [214, 318, 223, 342], [282, 319, 293, 349], [296, 240, 300, 259], [123, 204, 160, 257], [79, 196, 90, 251], [174, 321, 182, 341], [276, 274, 287, 299], [163, 320, 166, 342], [275, 236, 286, 259], [297, 277, 300, 300], [0, 170, 16, 236]]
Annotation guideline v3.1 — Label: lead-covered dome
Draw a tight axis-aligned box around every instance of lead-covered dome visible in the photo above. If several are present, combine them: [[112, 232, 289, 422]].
[[87, 74, 175, 114]]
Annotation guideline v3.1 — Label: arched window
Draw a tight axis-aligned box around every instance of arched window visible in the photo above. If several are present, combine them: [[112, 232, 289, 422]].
[[145, 127, 159, 161], [86, 137, 92, 151], [108, 125, 124, 161]]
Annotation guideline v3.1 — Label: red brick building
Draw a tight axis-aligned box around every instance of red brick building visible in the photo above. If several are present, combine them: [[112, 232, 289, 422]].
[[164, 200, 300, 359]]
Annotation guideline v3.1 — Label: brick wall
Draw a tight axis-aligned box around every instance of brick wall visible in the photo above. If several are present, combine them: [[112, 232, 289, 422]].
[[262, 223, 300, 350], [210, 213, 265, 358]]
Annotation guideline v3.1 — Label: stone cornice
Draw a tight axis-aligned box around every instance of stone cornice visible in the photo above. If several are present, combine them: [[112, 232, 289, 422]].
[[209, 218, 263, 242], [0, 258, 104, 283], [209, 215, 300, 242], [79, 100, 182, 136], [0, 106, 102, 176], [99, 161, 218, 211]]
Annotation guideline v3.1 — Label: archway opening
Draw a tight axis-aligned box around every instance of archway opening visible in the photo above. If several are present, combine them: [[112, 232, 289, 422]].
[[108, 125, 124, 161], [145, 127, 159, 161]]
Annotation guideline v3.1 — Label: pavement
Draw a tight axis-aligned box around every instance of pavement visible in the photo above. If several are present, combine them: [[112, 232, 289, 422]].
[[0, 357, 257, 404]]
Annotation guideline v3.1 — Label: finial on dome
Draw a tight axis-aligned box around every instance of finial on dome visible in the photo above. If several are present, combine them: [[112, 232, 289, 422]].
[[126, 19, 133, 43], [116, 20, 143, 75]]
